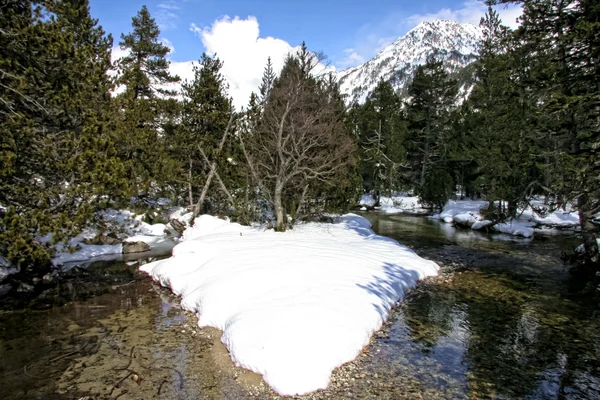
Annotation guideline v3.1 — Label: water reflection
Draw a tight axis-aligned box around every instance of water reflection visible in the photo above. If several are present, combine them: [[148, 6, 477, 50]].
[[365, 213, 600, 399]]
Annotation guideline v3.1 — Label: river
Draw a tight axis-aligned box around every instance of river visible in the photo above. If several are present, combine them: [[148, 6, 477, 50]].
[[1, 214, 598, 399]]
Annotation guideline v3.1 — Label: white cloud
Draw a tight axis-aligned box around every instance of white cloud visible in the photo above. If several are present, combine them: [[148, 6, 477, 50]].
[[155, 1, 182, 30], [337, 49, 366, 69], [160, 37, 175, 54], [406, 0, 522, 30], [191, 16, 303, 110]]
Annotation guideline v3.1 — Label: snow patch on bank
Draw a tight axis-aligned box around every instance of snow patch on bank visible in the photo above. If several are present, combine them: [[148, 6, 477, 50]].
[[50, 208, 180, 266], [432, 198, 582, 238], [140, 214, 438, 395], [360, 193, 427, 215]]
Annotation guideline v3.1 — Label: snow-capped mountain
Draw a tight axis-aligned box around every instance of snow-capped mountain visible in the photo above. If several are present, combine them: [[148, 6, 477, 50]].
[[337, 20, 482, 104]]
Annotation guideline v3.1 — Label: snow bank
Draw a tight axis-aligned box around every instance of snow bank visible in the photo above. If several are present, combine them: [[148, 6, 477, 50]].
[[433, 198, 585, 238], [52, 243, 122, 265], [360, 193, 427, 215], [140, 214, 438, 395], [431, 200, 488, 223], [50, 208, 173, 266]]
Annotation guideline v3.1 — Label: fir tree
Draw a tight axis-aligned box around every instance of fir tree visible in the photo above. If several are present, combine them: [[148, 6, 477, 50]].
[[405, 56, 458, 207], [177, 53, 235, 215], [468, 7, 541, 217], [115, 5, 180, 197], [351, 80, 406, 199], [117, 5, 179, 99], [258, 57, 276, 104]]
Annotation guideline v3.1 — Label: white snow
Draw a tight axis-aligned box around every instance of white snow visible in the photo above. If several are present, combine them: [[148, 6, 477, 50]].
[[50, 208, 174, 266], [337, 20, 482, 104], [431, 199, 488, 223], [360, 193, 427, 215], [140, 214, 438, 396], [52, 243, 123, 265], [433, 198, 583, 238]]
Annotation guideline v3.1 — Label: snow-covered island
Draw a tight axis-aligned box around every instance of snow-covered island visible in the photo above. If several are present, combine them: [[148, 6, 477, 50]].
[[140, 213, 439, 396]]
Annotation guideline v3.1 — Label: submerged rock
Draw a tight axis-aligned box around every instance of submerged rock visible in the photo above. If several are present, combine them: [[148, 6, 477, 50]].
[[122, 241, 151, 254]]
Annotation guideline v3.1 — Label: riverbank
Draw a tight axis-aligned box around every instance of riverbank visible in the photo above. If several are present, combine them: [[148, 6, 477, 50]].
[[2, 213, 598, 399]]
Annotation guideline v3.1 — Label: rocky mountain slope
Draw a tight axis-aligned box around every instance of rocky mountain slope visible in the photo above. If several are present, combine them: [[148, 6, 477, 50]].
[[337, 19, 482, 103]]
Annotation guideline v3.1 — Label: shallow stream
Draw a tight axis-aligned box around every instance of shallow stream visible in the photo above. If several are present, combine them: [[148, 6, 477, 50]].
[[1, 214, 598, 399]]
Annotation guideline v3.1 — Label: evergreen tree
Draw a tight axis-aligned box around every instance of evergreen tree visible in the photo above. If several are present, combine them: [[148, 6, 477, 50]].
[[177, 53, 236, 215], [405, 56, 458, 207], [0, 0, 127, 272], [488, 0, 598, 272], [468, 7, 541, 217], [115, 5, 180, 197], [117, 5, 179, 99], [351, 80, 406, 199], [258, 56, 276, 104]]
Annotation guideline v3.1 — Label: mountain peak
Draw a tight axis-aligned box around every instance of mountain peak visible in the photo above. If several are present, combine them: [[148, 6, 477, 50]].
[[337, 19, 482, 104]]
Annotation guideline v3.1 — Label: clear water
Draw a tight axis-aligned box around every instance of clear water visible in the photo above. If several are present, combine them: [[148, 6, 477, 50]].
[[1, 215, 598, 399]]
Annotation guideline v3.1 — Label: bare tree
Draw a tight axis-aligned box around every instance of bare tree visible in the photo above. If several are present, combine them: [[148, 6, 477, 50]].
[[240, 44, 356, 231]]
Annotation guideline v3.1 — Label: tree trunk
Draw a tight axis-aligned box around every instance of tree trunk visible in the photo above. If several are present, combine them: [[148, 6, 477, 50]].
[[192, 114, 234, 217], [274, 181, 285, 232], [578, 193, 600, 270], [420, 136, 430, 187], [188, 158, 194, 208]]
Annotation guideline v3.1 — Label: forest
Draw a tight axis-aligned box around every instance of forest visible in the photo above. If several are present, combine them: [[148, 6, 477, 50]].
[[1, 0, 599, 281]]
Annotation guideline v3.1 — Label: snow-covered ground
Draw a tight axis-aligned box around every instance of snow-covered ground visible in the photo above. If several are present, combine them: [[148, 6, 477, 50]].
[[359, 193, 427, 215], [140, 214, 439, 396], [50, 208, 189, 266], [431, 199, 583, 238]]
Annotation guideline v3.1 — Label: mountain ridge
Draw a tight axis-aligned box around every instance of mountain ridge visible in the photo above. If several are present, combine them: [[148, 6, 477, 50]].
[[336, 19, 482, 104]]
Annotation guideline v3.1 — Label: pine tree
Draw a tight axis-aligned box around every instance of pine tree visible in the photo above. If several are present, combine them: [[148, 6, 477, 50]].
[[117, 5, 179, 99], [468, 7, 541, 217], [405, 56, 458, 207], [177, 53, 235, 215], [258, 57, 276, 105], [0, 0, 127, 272], [115, 5, 180, 197], [352, 80, 406, 199]]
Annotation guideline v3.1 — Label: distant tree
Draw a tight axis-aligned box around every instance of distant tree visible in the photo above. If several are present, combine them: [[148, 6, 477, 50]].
[[116, 5, 179, 100], [114, 5, 180, 196], [240, 44, 356, 231], [351, 80, 407, 200], [259, 56, 276, 104], [405, 56, 458, 207]]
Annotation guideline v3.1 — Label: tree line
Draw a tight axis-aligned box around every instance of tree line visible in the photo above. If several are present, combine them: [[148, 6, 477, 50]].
[[349, 1, 598, 276], [0, 1, 356, 274], [1, 1, 598, 280]]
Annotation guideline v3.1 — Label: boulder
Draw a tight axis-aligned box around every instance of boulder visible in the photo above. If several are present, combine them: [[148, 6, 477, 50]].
[[169, 219, 186, 235], [0, 255, 19, 283], [0, 284, 12, 297], [122, 241, 151, 254], [16, 282, 34, 293]]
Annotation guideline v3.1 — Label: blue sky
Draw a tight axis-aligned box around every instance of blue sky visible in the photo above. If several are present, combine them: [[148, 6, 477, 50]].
[[91, 0, 521, 108]]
